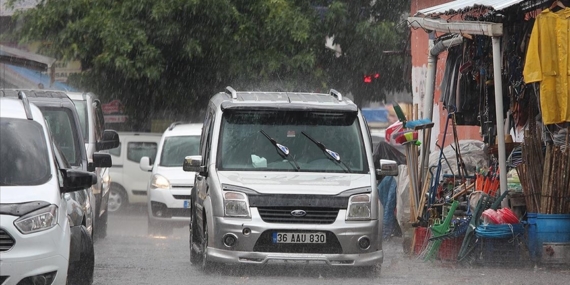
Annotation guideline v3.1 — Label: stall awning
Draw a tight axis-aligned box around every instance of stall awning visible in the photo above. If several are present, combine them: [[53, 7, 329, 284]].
[[0, 63, 78, 91], [0, 44, 55, 72], [415, 0, 548, 17]]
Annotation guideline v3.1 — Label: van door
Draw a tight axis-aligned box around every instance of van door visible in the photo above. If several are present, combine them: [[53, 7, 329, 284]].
[[194, 108, 214, 228], [124, 140, 158, 196]]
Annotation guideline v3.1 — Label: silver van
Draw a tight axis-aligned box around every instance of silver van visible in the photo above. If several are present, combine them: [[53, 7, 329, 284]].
[[184, 87, 398, 272]]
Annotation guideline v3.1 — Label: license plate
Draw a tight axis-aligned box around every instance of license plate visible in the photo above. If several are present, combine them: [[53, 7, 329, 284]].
[[183, 200, 190, 208], [272, 232, 326, 244]]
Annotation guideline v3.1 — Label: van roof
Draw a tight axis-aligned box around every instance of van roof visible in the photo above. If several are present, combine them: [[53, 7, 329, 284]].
[[212, 87, 358, 112], [164, 123, 202, 137], [0, 89, 76, 108], [0, 97, 44, 122]]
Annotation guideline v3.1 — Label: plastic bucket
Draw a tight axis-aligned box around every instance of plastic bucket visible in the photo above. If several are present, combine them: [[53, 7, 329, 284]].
[[527, 213, 570, 261]]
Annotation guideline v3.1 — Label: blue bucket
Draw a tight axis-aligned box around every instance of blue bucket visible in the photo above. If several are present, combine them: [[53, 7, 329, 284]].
[[527, 213, 570, 261]]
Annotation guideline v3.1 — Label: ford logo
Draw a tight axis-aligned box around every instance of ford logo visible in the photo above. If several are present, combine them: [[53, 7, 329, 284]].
[[290, 210, 307, 217]]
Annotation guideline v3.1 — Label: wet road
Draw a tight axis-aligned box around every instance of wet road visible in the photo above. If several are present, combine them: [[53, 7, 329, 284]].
[[94, 207, 570, 285]]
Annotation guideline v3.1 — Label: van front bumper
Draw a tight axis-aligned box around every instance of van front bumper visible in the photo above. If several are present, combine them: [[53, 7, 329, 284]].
[[206, 208, 383, 266]]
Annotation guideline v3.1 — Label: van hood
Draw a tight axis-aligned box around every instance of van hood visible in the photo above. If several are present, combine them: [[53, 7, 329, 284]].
[[217, 171, 372, 195], [0, 183, 60, 206], [155, 166, 196, 187]]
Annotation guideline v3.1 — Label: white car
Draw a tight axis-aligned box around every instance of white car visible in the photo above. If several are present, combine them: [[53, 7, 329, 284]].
[[140, 123, 202, 235], [0, 95, 96, 285], [104, 132, 162, 212]]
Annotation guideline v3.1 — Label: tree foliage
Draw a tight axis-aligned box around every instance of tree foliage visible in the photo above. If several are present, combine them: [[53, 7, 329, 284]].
[[9, 0, 410, 129], [319, 0, 411, 106]]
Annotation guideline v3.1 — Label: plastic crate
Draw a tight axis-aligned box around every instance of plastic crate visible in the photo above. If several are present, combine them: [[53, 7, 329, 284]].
[[437, 235, 464, 261], [527, 213, 570, 262], [413, 227, 429, 255]]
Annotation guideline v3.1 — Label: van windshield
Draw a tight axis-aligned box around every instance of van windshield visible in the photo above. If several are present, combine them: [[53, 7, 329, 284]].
[[159, 136, 201, 167], [0, 118, 51, 186], [218, 110, 368, 173]]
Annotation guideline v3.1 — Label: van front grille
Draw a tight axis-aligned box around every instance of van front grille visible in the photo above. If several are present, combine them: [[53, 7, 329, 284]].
[[0, 229, 15, 252], [257, 207, 338, 224]]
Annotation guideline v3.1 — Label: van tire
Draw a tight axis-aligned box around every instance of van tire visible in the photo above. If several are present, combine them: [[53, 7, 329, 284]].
[[190, 214, 201, 265], [95, 210, 108, 240], [201, 220, 215, 273], [67, 226, 95, 285], [108, 185, 127, 213]]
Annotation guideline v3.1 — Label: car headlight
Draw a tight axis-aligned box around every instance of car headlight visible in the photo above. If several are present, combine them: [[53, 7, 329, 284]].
[[14, 205, 58, 234], [346, 194, 371, 221], [151, 174, 170, 190], [223, 191, 250, 218]]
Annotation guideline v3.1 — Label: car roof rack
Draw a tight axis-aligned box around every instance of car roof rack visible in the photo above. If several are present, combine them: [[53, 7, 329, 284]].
[[18, 91, 34, 120], [330, 89, 342, 101], [225, 86, 237, 99], [167, 121, 186, 131]]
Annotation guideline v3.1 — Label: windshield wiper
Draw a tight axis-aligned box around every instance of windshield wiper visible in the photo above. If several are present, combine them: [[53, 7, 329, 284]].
[[260, 130, 300, 171], [301, 131, 352, 173]]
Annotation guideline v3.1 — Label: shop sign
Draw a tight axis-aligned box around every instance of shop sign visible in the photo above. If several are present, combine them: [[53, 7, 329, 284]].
[[102, 100, 124, 114], [104, 115, 128, 123]]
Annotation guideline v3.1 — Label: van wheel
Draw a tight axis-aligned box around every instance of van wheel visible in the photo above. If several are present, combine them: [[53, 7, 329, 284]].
[[108, 185, 127, 213], [67, 227, 95, 285], [201, 220, 214, 272], [95, 210, 108, 240], [190, 216, 201, 265]]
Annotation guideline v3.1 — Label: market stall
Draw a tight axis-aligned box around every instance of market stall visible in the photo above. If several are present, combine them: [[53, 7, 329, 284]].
[[401, 0, 570, 265]]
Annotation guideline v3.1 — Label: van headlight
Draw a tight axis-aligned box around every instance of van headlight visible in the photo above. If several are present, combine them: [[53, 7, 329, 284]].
[[223, 191, 250, 218], [151, 174, 170, 190], [346, 194, 371, 221], [14, 205, 58, 234]]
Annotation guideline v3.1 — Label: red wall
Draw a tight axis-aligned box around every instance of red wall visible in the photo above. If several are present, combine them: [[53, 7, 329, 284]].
[[410, 0, 482, 149]]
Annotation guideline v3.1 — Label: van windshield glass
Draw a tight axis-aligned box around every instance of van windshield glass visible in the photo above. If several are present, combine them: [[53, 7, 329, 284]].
[[0, 118, 51, 186], [159, 136, 201, 167], [218, 110, 367, 173]]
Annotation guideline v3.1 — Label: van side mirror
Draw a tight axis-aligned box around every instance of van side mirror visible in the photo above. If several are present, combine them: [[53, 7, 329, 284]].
[[139, 156, 153, 172], [183, 155, 204, 173], [97, 130, 120, 151], [61, 169, 97, 193], [93, 153, 112, 168], [376, 159, 398, 177]]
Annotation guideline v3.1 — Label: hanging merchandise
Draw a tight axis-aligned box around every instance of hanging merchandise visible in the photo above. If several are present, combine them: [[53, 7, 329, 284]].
[[439, 43, 479, 126], [523, 7, 570, 125]]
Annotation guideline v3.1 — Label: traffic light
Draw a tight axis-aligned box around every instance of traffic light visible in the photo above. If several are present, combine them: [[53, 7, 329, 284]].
[[363, 73, 380, 84], [360, 73, 381, 101]]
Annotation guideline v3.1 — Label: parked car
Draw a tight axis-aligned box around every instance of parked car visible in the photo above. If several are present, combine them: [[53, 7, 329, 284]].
[[104, 132, 162, 212], [140, 123, 202, 235], [183, 87, 398, 272], [67, 91, 119, 239], [0, 95, 97, 285]]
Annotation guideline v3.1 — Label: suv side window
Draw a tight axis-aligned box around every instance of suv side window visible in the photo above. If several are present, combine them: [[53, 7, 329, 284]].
[[127, 142, 158, 163], [42, 108, 80, 166]]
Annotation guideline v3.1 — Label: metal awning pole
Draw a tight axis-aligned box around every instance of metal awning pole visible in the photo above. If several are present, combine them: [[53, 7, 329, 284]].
[[491, 36, 508, 205]]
